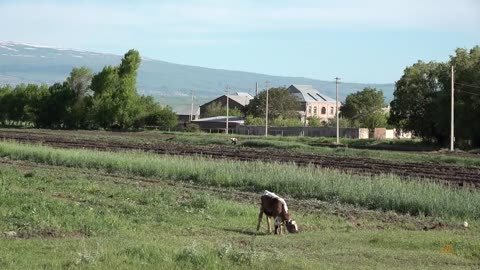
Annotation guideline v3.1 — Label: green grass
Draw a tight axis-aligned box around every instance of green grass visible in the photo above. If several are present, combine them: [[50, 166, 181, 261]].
[[0, 163, 479, 269], [1, 141, 479, 221]]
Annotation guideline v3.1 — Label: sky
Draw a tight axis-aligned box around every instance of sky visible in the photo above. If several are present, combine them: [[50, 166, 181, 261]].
[[0, 0, 479, 84]]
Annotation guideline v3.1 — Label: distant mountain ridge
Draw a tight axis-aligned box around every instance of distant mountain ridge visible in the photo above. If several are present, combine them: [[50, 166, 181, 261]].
[[0, 41, 395, 101]]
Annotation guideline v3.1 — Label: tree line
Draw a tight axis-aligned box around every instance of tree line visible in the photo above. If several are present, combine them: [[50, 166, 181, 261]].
[[0, 50, 177, 130], [389, 46, 480, 147], [2, 46, 478, 147]]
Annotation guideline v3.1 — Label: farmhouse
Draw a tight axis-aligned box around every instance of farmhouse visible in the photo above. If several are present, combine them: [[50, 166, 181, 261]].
[[172, 105, 200, 122], [191, 116, 244, 133], [200, 92, 253, 117], [287, 85, 339, 122]]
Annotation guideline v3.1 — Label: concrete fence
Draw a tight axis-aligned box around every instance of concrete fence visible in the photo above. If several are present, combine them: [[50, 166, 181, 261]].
[[373, 128, 412, 139], [236, 126, 369, 139]]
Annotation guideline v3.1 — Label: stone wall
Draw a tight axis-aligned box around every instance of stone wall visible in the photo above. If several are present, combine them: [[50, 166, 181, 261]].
[[236, 126, 368, 139]]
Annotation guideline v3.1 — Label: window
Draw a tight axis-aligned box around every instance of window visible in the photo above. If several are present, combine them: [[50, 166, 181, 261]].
[[308, 106, 312, 115], [313, 106, 317, 115], [330, 107, 334, 114], [321, 107, 326, 114]]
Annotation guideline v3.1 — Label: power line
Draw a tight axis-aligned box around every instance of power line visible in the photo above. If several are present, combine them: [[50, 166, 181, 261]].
[[455, 82, 480, 90], [456, 89, 480, 97]]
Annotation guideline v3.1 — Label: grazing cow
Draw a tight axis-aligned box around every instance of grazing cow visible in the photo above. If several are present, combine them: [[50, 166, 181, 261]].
[[230, 138, 238, 145], [256, 190, 298, 234]]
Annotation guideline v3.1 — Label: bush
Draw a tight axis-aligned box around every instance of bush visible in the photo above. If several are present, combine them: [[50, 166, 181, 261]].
[[184, 123, 201, 133]]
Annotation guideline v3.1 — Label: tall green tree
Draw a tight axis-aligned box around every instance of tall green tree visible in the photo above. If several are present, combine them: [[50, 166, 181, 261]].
[[449, 47, 480, 146], [90, 49, 143, 129], [90, 66, 120, 128], [144, 106, 178, 130], [245, 87, 300, 121], [340, 87, 387, 129], [0, 85, 13, 125], [388, 61, 448, 143], [34, 82, 76, 128], [389, 46, 480, 146], [65, 67, 94, 128], [67, 67, 93, 97]]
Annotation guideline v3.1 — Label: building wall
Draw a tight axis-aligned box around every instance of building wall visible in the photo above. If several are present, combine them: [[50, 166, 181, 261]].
[[178, 114, 199, 122], [304, 101, 339, 120], [373, 128, 412, 139]]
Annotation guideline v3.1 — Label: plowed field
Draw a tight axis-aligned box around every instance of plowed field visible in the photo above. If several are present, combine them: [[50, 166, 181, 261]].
[[1, 129, 479, 187]]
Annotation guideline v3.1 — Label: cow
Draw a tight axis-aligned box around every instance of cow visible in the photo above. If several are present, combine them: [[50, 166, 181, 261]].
[[256, 190, 298, 234], [230, 138, 238, 145]]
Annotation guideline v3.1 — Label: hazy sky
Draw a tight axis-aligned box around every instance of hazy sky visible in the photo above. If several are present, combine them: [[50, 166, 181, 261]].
[[1, 0, 479, 83]]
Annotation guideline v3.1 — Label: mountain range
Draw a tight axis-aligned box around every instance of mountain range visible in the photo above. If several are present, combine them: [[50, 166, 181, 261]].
[[0, 41, 395, 104]]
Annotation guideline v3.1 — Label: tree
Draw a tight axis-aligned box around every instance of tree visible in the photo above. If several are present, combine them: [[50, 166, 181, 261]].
[[64, 67, 94, 128], [144, 106, 178, 129], [203, 101, 242, 118], [0, 50, 171, 130], [271, 116, 303, 127], [388, 61, 448, 143], [244, 115, 264, 125], [90, 66, 120, 128], [363, 112, 388, 129], [67, 67, 93, 97], [388, 46, 480, 146], [90, 49, 143, 129], [449, 47, 480, 146], [0, 85, 13, 125], [34, 82, 76, 128], [245, 87, 300, 121], [340, 87, 386, 129], [307, 116, 322, 127], [324, 117, 352, 128]]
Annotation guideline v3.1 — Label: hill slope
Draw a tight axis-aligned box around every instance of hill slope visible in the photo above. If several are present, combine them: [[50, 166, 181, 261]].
[[0, 41, 394, 101]]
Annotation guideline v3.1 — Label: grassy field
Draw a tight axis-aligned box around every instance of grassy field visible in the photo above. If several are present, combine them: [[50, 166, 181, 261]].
[[1, 157, 479, 269], [1, 141, 479, 220], [2, 128, 480, 168]]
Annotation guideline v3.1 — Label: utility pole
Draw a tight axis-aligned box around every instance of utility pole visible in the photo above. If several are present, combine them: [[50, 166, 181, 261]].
[[190, 90, 195, 121], [225, 86, 230, 135], [335, 77, 341, 144], [265, 81, 270, 137], [450, 66, 454, 151]]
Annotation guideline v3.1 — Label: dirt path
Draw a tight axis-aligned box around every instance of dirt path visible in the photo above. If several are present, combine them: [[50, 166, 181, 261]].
[[1, 129, 479, 187]]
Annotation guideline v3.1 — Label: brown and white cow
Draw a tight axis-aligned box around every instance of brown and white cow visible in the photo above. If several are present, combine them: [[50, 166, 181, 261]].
[[256, 190, 298, 234]]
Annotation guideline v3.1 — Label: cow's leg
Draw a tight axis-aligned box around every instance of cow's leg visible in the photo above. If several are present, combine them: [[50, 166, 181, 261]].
[[257, 210, 263, 231], [266, 216, 271, 233], [274, 217, 280, 235]]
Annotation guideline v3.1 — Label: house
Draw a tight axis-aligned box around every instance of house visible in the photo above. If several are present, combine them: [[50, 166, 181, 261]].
[[191, 116, 244, 133], [200, 92, 253, 117], [287, 85, 339, 122], [172, 105, 200, 122]]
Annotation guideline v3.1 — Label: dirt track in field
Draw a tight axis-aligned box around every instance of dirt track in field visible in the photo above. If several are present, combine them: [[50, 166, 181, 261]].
[[1, 129, 479, 188]]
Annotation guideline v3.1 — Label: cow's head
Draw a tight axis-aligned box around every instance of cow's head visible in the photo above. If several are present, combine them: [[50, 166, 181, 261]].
[[285, 219, 299, 233]]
